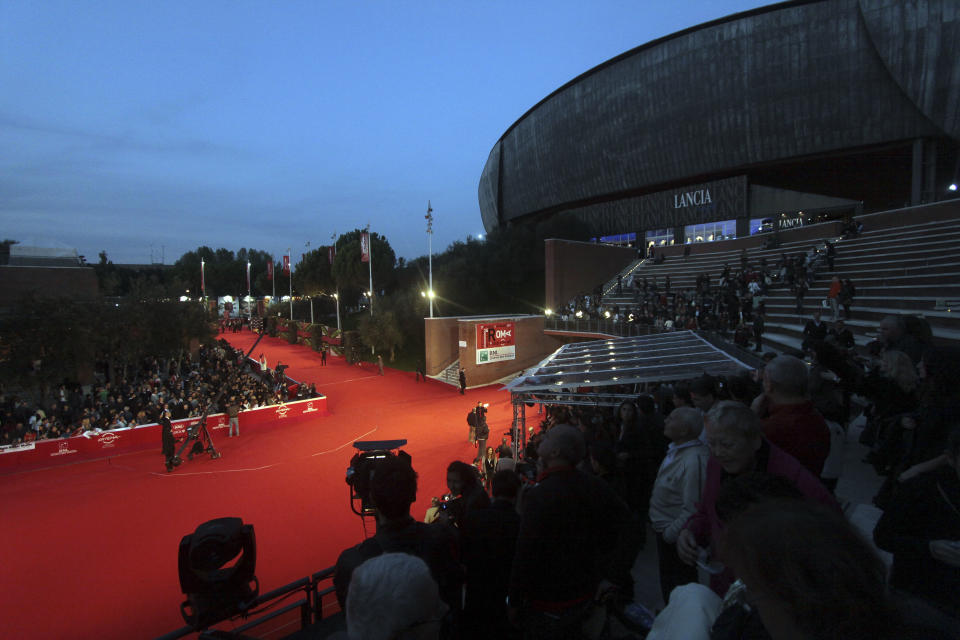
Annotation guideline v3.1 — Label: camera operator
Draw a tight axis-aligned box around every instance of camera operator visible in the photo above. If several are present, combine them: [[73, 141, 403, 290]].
[[334, 453, 463, 625]]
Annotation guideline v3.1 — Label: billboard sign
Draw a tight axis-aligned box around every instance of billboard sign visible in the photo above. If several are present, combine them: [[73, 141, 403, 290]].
[[476, 322, 515, 365]]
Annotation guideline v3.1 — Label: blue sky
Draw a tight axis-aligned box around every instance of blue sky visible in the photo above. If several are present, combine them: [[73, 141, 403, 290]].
[[0, 0, 766, 265]]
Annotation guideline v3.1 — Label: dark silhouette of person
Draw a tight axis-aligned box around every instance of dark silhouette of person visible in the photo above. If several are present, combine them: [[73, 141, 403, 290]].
[[161, 411, 176, 472], [459, 368, 466, 395]]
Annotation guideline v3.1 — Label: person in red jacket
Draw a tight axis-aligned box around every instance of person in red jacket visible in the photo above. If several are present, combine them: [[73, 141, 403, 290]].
[[752, 354, 831, 478], [676, 401, 838, 596]]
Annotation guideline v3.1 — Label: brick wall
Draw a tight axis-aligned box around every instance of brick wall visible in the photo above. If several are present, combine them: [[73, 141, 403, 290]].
[[545, 240, 636, 311]]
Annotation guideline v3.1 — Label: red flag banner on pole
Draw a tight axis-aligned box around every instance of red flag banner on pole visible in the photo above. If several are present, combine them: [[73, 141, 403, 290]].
[[283, 254, 290, 276], [267, 260, 273, 281], [328, 245, 335, 265], [360, 233, 370, 263]]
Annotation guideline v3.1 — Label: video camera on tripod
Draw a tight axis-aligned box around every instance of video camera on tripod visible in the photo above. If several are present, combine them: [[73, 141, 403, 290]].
[[344, 439, 409, 518]]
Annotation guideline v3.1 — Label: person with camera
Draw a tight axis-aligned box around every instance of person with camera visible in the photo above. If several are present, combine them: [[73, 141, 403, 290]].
[[334, 454, 463, 626], [440, 460, 490, 529]]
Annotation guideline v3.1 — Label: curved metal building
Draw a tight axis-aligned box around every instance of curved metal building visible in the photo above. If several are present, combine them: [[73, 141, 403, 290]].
[[479, 0, 960, 240]]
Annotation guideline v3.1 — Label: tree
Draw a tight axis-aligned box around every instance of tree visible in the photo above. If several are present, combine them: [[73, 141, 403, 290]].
[[331, 230, 396, 304], [294, 246, 335, 295], [357, 310, 404, 360]]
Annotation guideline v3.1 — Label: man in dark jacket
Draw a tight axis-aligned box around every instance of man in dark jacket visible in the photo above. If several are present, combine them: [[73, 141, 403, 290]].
[[160, 411, 176, 472], [507, 425, 640, 638], [753, 355, 831, 478], [461, 470, 522, 639]]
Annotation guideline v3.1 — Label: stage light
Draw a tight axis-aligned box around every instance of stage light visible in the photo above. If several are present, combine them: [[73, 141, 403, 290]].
[[428, 289, 435, 299], [178, 517, 258, 630], [950, 183, 958, 192], [545, 308, 553, 316]]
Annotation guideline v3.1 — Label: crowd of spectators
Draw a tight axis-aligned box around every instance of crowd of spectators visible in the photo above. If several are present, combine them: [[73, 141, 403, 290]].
[[330, 314, 959, 639], [0, 339, 315, 446], [557, 241, 854, 353]]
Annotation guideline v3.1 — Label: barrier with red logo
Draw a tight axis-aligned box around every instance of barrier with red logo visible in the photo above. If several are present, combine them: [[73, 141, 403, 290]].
[[0, 396, 328, 473]]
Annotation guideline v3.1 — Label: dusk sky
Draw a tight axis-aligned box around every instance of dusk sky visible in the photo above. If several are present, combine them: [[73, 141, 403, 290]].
[[1, 1, 766, 266]]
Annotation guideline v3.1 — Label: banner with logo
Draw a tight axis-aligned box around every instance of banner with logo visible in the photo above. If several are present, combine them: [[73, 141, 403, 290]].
[[267, 259, 274, 281], [283, 254, 291, 276], [475, 322, 516, 365], [360, 233, 370, 263], [0, 396, 329, 473]]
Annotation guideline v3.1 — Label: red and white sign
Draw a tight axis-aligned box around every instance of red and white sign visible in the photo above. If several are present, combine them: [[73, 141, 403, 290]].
[[267, 259, 274, 281], [476, 322, 516, 365], [283, 255, 291, 276], [0, 397, 329, 474]]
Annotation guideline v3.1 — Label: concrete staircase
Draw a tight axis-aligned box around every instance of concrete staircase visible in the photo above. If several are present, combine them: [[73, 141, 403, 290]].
[[590, 213, 960, 355], [432, 359, 461, 387]]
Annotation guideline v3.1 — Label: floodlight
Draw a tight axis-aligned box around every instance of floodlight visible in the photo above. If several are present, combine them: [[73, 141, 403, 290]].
[[178, 517, 258, 630]]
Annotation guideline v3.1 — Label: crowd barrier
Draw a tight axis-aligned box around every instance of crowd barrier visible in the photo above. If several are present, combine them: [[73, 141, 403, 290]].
[[0, 395, 328, 473]]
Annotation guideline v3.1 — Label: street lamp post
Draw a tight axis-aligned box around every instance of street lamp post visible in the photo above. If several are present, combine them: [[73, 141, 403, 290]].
[[333, 292, 341, 333], [426, 201, 434, 318]]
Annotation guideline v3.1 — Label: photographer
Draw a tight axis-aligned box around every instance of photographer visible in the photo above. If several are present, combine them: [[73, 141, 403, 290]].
[[439, 460, 490, 529]]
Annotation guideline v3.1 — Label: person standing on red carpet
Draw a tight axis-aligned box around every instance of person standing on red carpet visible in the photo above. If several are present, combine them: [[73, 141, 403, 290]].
[[227, 398, 240, 437], [377, 354, 384, 376], [161, 411, 176, 472]]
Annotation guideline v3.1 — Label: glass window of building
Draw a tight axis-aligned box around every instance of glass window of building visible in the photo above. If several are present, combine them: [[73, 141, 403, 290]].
[[749, 218, 774, 235], [595, 232, 637, 246], [645, 228, 674, 247], [683, 220, 736, 243]]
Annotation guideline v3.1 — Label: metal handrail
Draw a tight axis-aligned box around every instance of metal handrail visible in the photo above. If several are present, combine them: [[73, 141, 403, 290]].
[[155, 567, 337, 640]]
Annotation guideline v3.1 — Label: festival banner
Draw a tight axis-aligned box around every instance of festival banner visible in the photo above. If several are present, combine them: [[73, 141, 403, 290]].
[[267, 259, 273, 281], [475, 322, 516, 365], [360, 233, 370, 263], [0, 396, 329, 473], [283, 254, 291, 276]]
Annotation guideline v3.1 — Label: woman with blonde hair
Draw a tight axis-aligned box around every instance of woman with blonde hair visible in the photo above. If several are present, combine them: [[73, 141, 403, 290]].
[[881, 349, 919, 394], [861, 350, 920, 474]]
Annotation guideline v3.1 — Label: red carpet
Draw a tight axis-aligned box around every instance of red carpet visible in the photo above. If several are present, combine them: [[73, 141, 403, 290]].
[[0, 333, 513, 639]]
